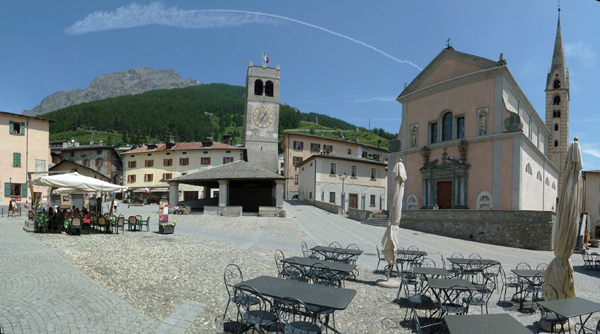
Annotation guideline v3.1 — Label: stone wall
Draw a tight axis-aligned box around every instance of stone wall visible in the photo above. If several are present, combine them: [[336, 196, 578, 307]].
[[400, 210, 555, 250], [315, 201, 342, 215], [348, 208, 372, 222]]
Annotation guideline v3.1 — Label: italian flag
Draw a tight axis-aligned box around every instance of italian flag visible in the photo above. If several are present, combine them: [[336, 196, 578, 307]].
[[262, 51, 269, 64]]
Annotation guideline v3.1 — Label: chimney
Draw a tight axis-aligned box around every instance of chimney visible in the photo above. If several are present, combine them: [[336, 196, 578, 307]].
[[222, 134, 231, 145], [90, 138, 95, 145]]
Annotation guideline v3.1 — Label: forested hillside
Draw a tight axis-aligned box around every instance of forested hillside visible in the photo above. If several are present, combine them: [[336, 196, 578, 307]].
[[41, 83, 395, 147]]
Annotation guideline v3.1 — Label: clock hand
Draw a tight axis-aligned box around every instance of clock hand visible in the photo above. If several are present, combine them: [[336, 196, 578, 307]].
[[260, 112, 267, 121]]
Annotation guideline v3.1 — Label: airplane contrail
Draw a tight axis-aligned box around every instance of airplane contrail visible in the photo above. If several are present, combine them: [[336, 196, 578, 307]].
[[65, 3, 422, 71]]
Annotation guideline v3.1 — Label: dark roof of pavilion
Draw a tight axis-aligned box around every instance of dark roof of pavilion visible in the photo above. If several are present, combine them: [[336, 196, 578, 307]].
[[169, 160, 287, 183]]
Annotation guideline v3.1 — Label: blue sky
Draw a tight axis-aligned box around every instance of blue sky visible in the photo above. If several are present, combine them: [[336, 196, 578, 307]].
[[1, 1, 599, 169]]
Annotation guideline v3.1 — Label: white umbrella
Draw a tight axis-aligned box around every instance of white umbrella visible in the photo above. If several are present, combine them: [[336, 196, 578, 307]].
[[544, 138, 582, 299], [381, 160, 407, 275], [33, 172, 127, 193]]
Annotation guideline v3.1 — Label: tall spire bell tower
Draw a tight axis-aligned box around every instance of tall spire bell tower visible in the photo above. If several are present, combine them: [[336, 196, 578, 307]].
[[545, 7, 569, 192]]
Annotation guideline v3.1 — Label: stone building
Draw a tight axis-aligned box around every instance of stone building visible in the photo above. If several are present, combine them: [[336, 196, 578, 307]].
[[388, 12, 568, 211], [297, 152, 387, 213], [583, 170, 600, 239], [281, 132, 388, 199]]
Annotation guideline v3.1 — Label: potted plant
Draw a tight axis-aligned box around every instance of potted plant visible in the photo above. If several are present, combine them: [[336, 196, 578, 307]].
[[158, 222, 175, 234]]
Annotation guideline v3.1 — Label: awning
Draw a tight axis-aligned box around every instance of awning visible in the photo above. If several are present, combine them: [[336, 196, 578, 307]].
[[132, 187, 169, 193], [33, 172, 127, 193]]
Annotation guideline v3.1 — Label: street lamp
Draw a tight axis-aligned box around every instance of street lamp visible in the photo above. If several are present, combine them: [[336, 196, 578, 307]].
[[338, 172, 348, 213]]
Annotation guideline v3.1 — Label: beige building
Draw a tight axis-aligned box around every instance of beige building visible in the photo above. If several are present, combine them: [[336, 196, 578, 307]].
[[389, 14, 568, 211], [52, 141, 123, 184], [584, 170, 600, 239], [281, 132, 388, 199], [123, 141, 245, 203], [297, 152, 387, 212], [0, 111, 51, 207]]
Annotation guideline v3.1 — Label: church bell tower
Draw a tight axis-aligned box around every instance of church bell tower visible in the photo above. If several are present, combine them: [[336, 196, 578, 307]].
[[243, 62, 280, 173], [545, 8, 569, 191]]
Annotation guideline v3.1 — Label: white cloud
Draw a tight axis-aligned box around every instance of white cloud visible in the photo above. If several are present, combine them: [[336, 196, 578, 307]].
[[64, 2, 422, 70], [581, 143, 600, 159], [565, 42, 597, 68], [64, 3, 279, 35]]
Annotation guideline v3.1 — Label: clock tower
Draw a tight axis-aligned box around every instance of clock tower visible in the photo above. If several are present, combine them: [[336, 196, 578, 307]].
[[243, 62, 280, 173]]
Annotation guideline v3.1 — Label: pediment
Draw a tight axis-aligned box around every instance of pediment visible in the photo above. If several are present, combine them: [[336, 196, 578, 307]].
[[399, 49, 501, 98]]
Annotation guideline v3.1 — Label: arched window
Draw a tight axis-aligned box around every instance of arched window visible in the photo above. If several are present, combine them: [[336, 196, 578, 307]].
[[254, 79, 264, 96], [545, 177, 550, 186], [442, 112, 453, 141], [554, 80, 561, 89], [553, 96, 561, 105], [554, 123, 559, 131], [265, 81, 274, 97], [554, 140, 559, 147], [525, 163, 532, 175], [553, 111, 561, 118], [552, 182, 556, 190], [537, 171, 542, 181]]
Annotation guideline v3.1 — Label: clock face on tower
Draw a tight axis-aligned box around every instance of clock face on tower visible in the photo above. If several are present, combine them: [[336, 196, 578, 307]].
[[252, 106, 275, 128]]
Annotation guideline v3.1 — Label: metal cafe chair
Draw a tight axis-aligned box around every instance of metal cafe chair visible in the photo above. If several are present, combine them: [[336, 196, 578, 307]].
[[536, 283, 567, 334], [439, 284, 472, 317], [464, 278, 496, 314], [281, 259, 309, 283], [69, 217, 82, 236], [234, 284, 277, 334], [307, 263, 341, 331], [411, 308, 444, 334], [222, 264, 258, 322], [277, 297, 324, 334]]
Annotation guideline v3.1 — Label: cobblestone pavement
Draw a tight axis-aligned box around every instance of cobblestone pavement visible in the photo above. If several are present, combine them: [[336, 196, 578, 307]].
[[0, 214, 158, 333], [2, 201, 599, 333]]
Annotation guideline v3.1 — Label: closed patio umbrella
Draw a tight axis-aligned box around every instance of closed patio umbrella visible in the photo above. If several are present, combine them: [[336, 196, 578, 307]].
[[381, 160, 407, 275], [544, 138, 582, 299]]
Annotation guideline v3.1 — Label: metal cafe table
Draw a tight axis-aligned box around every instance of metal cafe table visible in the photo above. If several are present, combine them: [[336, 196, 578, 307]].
[[511, 269, 545, 309], [427, 278, 475, 317], [447, 258, 500, 271], [412, 267, 451, 279], [311, 246, 363, 262], [536, 297, 600, 333], [444, 313, 532, 334], [282, 256, 356, 276], [235, 275, 357, 311], [396, 249, 428, 271]]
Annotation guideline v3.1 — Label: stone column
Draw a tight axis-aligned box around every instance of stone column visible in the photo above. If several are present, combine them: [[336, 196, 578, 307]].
[[203, 186, 211, 199], [218, 180, 229, 207], [275, 180, 284, 207], [169, 183, 179, 206]]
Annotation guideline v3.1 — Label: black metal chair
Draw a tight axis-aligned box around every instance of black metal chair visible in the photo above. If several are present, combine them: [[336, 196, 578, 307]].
[[307, 263, 341, 331], [582, 250, 594, 269], [536, 283, 567, 334], [440, 255, 461, 278], [411, 308, 444, 334], [464, 278, 496, 314], [399, 271, 433, 320], [516, 262, 531, 270], [281, 259, 309, 283], [498, 267, 522, 306], [461, 259, 484, 287], [328, 241, 342, 248], [277, 297, 323, 334], [439, 285, 472, 317], [468, 253, 482, 259], [450, 253, 464, 259], [275, 250, 286, 278], [222, 264, 258, 322], [234, 284, 277, 333]]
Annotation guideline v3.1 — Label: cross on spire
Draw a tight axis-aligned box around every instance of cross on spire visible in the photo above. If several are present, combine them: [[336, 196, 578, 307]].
[[445, 37, 452, 48]]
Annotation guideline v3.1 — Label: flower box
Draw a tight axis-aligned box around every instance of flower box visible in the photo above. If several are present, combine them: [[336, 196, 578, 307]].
[[159, 224, 174, 234]]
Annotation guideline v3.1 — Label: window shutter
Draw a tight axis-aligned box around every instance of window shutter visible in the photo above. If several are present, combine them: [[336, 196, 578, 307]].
[[13, 153, 21, 166], [21, 183, 27, 197], [4, 183, 11, 196], [223, 157, 226, 164], [21, 122, 26, 136], [9, 121, 13, 134]]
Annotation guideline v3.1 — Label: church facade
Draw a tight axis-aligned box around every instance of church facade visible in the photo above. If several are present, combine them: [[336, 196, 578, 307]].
[[388, 14, 568, 211]]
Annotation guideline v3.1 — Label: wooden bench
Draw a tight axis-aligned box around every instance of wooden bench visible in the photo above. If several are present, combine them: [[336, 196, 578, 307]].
[[183, 207, 191, 215], [221, 209, 240, 217], [259, 208, 279, 217]]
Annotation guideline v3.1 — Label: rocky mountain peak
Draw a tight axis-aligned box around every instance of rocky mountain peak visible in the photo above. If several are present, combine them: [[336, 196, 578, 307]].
[[22, 67, 202, 116]]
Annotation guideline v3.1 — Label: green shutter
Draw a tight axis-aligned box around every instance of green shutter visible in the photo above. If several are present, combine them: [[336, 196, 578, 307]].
[[13, 153, 21, 167], [21, 122, 25, 136], [4, 183, 11, 196], [21, 183, 27, 197], [9, 121, 13, 134]]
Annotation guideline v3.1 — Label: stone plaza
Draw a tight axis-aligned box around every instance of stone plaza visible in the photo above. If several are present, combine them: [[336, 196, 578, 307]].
[[1, 201, 599, 333]]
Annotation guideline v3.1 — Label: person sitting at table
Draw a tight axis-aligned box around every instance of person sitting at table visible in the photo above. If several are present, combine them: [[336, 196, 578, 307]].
[[82, 209, 91, 224], [174, 204, 179, 215]]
